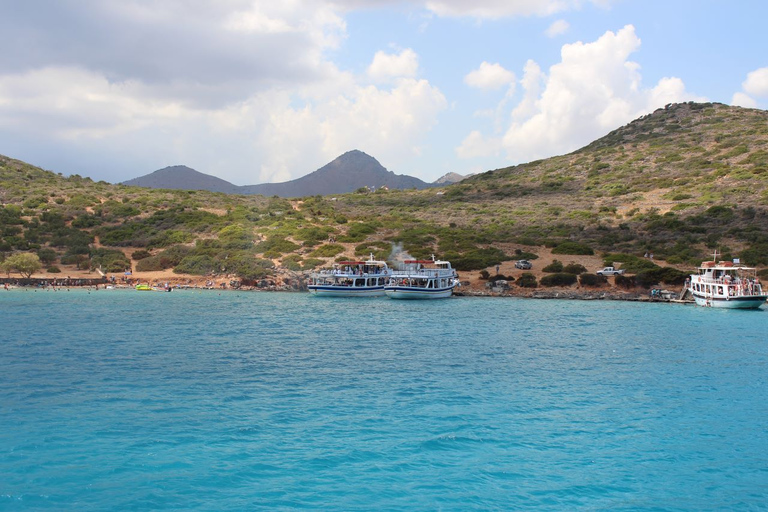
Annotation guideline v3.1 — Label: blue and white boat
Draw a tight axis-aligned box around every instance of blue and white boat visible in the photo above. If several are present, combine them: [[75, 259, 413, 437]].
[[308, 254, 390, 297], [687, 257, 766, 309], [385, 255, 459, 299]]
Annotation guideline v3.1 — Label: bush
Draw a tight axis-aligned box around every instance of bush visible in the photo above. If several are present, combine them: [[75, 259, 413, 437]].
[[602, 253, 659, 274], [444, 247, 508, 271], [136, 245, 192, 271], [563, 263, 587, 274], [551, 242, 594, 255], [37, 247, 58, 264], [579, 273, 606, 287], [132, 249, 152, 260], [309, 244, 345, 258], [479, 270, 490, 280], [255, 237, 299, 256], [516, 272, 537, 288], [47, 266, 61, 273], [635, 267, 689, 287], [90, 248, 131, 273], [174, 255, 216, 275], [301, 258, 324, 270], [614, 274, 636, 289], [281, 254, 303, 271], [543, 260, 563, 273], [540, 273, 578, 287]]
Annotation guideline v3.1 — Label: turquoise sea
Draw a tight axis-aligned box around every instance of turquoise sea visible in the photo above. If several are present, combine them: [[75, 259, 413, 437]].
[[1, 289, 767, 510]]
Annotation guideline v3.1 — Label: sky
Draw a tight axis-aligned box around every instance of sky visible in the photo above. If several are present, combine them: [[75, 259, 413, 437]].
[[1, 1, 767, 186]]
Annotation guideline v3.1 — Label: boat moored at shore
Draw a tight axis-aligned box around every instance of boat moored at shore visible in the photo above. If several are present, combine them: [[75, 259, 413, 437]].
[[687, 258, 766, 309], [385, 255, 459, 299], [308, 254, 390, 297]]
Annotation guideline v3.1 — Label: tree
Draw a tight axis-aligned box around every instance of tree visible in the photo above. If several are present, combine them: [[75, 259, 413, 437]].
[[3, 253, 42, 278]]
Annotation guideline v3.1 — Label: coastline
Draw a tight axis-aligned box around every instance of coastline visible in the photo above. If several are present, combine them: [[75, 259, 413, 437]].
[[2, 246, 694, 302]]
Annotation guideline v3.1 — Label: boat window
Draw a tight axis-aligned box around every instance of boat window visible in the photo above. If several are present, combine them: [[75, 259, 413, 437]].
[[718, 286, 723, 295], [355, 278, 365, 287]]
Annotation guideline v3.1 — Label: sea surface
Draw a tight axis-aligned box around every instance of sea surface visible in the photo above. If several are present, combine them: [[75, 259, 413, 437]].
[[1, 289, 767, 510]]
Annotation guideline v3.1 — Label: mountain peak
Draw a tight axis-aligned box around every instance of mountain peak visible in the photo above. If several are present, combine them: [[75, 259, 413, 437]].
[[122, 165, 239, 193]]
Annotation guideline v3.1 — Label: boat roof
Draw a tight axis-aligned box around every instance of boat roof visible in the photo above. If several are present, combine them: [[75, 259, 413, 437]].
[[335, 260, 387, 266], [698, 261, 756, 271]]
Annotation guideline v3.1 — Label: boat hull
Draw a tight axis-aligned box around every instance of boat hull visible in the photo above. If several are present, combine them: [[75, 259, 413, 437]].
[[384, 285, 455, 299], [308, 285, 385, 297], [691, 292, 766, 309]]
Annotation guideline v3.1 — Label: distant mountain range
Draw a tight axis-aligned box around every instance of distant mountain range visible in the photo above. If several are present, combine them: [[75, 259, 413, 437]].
[[121, 150, 468, 197]]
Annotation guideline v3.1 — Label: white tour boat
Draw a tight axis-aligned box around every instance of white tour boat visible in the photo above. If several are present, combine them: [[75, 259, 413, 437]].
[[308, 254, 390, 297], [385, 255, 460, 299], [687, 257, 766, 309]]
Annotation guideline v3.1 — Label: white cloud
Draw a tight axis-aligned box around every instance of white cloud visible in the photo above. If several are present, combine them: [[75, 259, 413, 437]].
[[464, 62, 515, 90], [255, 77, 447, 183], [742, 67, 768, 97], [732, 92, 757, 108], [423, 0, 611, 19], [0, 2, 452, 184], [545, 19, 569, 37], [458, 25, 704, 164], [368, 49, 419, 81], [0, 1, 347, 109], [456, 130, 502, 158]]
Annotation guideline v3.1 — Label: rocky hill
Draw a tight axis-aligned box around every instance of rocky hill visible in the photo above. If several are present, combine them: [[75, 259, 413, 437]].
[[238, 150, 432, 196], [122, 165, 240, 194], [121, 150, 434, 197]]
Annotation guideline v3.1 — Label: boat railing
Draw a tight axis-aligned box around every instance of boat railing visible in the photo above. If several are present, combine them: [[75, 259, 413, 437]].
[[313, 268, 389, 277], [693, 277, 763, 297]]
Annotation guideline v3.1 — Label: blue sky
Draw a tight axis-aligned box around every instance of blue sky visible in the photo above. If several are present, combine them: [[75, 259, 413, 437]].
[[1, 1, 767, 186]]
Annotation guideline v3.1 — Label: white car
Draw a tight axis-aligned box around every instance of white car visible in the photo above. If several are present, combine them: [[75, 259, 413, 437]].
[[515, 260, 532, 270]]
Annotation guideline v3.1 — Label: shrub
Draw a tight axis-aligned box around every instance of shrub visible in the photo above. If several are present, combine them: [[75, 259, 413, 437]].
[[309, 244, 345, 258], [543, 260, 563, 273], [135, 245, 191, 272], [602, 253, 658, 274], [551, 242, 594, 255], [614, 274, 636, 289], [301, 258, 324, 270], [174, 255, 217, 275], [47, 266, 61, 273], [281, 254, 303, 271], [37, 247, 58, 264], [255, 237, 299, 256], [135, 255, 165, 271], [90, 248, 131, 273], [339, 222, 379, 242], [579, 273, 606, 287], [444, 247, 508, 271], [479, 270, 490, 280], [540, 273, 578, 287], [563, 263, 587, 274], [516, 272, 537, 288], [71, 214, 102, 228], [132, 249, 151, 260]]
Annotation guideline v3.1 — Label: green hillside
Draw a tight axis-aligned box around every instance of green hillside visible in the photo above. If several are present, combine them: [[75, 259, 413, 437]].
[[2, 102, 768, 286]]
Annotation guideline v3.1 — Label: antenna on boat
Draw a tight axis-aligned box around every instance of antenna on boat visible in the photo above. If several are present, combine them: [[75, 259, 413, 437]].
[[712, 249, 719, 262]]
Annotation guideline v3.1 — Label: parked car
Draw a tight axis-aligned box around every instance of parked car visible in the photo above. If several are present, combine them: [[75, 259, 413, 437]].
[[596, 266, 625, 276], [515, 260, 532, 270]]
